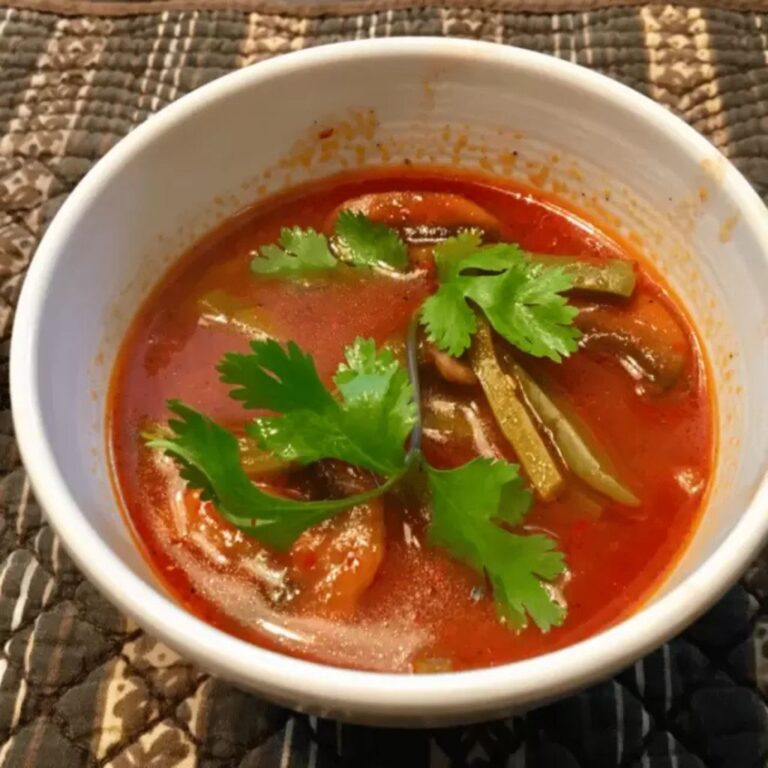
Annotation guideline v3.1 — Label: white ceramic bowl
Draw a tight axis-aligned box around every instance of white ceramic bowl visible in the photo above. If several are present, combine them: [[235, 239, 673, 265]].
[[10, 38, 768, 726]]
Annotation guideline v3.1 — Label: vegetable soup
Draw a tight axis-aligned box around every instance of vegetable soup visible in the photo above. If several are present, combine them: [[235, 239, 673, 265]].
[[109, 169, 713, 673]]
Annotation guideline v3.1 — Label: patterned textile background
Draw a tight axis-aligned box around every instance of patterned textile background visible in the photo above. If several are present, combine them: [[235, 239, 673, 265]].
[[0, 2, 768, 766]]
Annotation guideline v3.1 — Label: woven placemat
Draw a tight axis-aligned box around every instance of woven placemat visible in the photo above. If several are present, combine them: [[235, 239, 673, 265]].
[[1, 3, 768, 766]]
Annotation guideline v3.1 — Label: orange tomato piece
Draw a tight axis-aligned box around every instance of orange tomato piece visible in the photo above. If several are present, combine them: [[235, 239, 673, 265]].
[[289, 500, 386, 616]]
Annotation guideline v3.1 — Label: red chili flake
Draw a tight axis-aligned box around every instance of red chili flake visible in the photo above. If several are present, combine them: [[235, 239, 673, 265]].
[[318, 128, 334, 140], [295, 551, 318, 571]]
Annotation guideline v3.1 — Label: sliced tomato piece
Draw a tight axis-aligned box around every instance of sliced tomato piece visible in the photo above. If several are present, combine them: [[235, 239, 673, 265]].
[[290, 500, 385, 616]]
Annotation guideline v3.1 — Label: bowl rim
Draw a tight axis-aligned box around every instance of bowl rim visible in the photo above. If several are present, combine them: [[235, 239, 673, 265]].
[[10, 37, 768, 720]]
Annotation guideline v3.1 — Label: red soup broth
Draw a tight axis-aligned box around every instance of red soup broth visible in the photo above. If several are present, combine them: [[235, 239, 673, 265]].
[[108, 168, 714, 673]]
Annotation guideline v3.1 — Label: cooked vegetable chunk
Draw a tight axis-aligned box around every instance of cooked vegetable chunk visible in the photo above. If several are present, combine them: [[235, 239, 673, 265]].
[[512, 364, 639, 506], [470, 319, 565, 501]]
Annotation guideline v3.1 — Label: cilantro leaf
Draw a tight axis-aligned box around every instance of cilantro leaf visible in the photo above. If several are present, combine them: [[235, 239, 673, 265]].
[[421, 237, 581, 361], [218, 339, 334, 413], [218, 337, 416, 477], [249, 215, 407, 277], [420, 284, 477, 356], [426, 458, 566, 631], [432, 230, 485, 280], [332, 338, 416, 453], [333, 210, 408, 270], [419, 232, 481, 354], [251, 227, 337, 275], [146, 401, 371, 549]]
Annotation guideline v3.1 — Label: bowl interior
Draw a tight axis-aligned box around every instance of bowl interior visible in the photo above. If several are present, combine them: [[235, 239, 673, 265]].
[[13, 40, 768, 723]]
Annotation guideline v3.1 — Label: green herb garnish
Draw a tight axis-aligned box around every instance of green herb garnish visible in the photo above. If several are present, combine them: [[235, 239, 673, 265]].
[[426, 459, 565, 630], [220, 338, 415, 476], [333, 210, 408, 270], [147, 402, 401, 550], [421, 231, 581, 361], [147, 338, 417, 550], [251, 227, 337, 275], [149, 336, 566, 628], [251, 213, 408, 276], [149, 214, 582, 631]]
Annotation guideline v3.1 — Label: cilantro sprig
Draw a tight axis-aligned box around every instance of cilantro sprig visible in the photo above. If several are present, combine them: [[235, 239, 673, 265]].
[[333, 210, 408, 270], [251, 212, 408, 275], [148, 338, 418, 550], [249, 218, 580, 365], [149, 335, 567, 629], [421, 232, 581, 362], [251, 227, 337, 275], [219, 338, 415, 476], [426, 459, 566, 630], [147, 402, 407, 550]]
